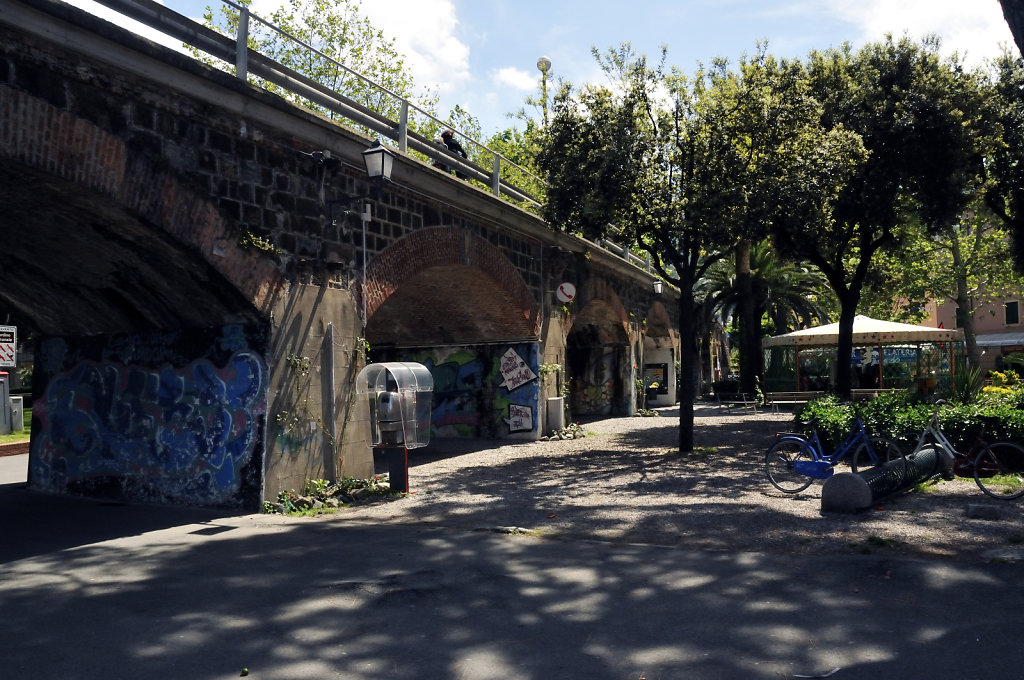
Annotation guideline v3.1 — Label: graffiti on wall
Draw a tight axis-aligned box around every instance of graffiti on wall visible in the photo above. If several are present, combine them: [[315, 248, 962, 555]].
[[30, 325, 268, 508], [573, 348, 616, 416], [394, 343, 540, 438]]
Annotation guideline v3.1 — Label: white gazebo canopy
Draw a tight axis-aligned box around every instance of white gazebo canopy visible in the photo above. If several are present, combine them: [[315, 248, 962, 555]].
[[762, 315, 963, 348]]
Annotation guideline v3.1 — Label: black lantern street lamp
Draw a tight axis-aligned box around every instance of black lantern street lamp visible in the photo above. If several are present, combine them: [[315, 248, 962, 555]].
[[327, 140, 396, 226], [361, 140, 395, 184]]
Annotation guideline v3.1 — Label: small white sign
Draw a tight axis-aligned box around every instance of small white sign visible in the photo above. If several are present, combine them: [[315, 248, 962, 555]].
[[0, 325, 15, 368], [555, 282, 577, 303], [504, 404, 533, 432]]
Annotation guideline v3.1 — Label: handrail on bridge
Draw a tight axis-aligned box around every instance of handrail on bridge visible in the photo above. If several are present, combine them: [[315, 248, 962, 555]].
[[54, 0, 662, 281], [89, 0, 544, 208]]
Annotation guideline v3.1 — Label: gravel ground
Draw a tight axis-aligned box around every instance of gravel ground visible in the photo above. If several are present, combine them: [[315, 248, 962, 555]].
[[336, 403, 1024, 565]]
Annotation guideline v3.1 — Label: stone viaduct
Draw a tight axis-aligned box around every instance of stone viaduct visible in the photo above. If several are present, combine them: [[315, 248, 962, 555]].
[[0, 0, 680, 511]]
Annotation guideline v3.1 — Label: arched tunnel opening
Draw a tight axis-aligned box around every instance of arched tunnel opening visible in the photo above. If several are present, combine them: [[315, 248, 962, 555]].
[[0, 161, 263, 336], [1, 161, 270, 510], [365, 263, 541, 439], [565, 299, 631, 417]]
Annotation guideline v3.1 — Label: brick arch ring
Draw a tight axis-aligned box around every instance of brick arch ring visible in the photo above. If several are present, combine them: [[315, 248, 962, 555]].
[[0, 86, 284, 312], [362, 226, 541, 335]]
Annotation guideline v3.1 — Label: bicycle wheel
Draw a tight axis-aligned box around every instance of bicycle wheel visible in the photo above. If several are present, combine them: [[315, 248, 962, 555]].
[[764, 438, 816, 493], [850, 437, 907, 483], [974, 442, 1024, 500]]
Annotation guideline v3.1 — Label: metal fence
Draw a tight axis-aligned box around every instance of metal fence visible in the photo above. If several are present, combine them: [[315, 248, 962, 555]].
[[78, 0, 664, 279], [91, 0, 544, 207]]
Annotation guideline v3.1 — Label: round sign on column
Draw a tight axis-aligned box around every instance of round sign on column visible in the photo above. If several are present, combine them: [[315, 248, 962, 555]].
[[0, 326, 16, 368], [556, 282, 576, 303]]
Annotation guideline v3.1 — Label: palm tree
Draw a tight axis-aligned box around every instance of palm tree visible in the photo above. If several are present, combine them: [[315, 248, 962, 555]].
[[700, 240, 835, 385]]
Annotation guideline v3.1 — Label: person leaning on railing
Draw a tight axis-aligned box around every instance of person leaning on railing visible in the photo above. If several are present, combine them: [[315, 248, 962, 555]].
[[441, 128, 468, 179]]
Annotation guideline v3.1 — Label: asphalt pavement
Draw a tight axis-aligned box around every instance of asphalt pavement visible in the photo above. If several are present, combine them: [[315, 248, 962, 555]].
[[2, 452, 1023, 679]]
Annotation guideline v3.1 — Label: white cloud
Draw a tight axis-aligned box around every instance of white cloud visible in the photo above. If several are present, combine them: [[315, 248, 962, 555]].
[[828, 0, 1015, 64], [493, 66, 537, 91], [360, 0, 471, 94]]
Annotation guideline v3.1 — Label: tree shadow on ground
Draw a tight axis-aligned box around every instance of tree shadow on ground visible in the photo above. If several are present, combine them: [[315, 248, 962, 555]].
[[2, 517, 1022, 680], [363, 407, 1024, 564]]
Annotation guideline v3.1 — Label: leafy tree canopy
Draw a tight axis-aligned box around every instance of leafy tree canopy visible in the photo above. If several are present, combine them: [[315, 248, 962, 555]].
[[987, 52, 1024, 272], [197, 0, 442, 131]]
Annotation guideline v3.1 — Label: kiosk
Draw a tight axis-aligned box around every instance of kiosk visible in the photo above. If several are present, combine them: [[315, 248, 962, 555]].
[[355, 362, 433, 492]]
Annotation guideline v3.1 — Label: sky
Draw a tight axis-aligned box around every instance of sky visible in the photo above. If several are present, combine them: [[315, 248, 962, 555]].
[[68, 0, 1017, 138]]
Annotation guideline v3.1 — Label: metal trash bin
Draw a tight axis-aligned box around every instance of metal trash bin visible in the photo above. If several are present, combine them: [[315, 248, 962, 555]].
[[9, 396, 23, 433]]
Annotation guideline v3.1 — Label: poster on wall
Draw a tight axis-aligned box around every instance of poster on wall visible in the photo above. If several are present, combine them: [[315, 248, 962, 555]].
[[505, 404, 533, 432], [498, 347, 537, 391], [644, 363, 668, 393], [401, 343, 541, 439]]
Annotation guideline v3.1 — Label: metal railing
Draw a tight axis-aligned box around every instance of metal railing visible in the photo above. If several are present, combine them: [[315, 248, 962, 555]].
[[89, 0, 544, 207], [56, 0, 664, 280]]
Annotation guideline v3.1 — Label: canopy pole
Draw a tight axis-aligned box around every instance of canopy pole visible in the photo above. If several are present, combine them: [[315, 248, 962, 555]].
[[877, 342, 884, 388], [795, 347, 802, 390]]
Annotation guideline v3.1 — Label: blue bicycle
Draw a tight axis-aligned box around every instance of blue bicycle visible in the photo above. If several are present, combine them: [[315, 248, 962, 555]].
[[764, 418, 905, 493]]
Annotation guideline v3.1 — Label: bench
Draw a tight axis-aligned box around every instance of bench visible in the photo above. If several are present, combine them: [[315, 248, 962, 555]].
[[716, 392, 760, 412], [850, 388, 897, 401], [767, 391, 825, 412]]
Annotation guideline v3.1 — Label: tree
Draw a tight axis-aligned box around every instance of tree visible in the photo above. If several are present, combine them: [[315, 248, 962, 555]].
[[987, 52, 1024, 272], [706, 241, 835, 337], [1000, 0, 1024, 56], [774, 37, 991, 398], [864, 208, 1024, 367], [538, 45, 851, 451], [703, 241, 835, 391], [197, 0, 440, 129]]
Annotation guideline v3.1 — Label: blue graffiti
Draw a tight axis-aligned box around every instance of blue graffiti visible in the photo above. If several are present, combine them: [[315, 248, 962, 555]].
[[32, 352, 267, 504]]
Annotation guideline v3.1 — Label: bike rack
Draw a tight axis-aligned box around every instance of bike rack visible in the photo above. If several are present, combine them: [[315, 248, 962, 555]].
[[821, 446, 944, 513]]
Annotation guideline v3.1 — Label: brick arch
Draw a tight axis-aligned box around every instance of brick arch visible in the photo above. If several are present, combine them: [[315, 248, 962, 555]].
[[565, 277, 630, 338], [645, 301, 674, 338], [0, 85, 284, 314], [363, 226, 540, 335]]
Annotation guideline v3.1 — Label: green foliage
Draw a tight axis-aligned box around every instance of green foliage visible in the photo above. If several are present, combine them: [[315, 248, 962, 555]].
[[989, 369, 1020, 387], [861, 210, 1020, 330], [862, 397, 932, 447], [988, 52, 1024, 272], [796, 389, 1024, 454], [702, 240, 836, 337], [238, 229, 283, 255], [196, 0, 441, 133], [779, 37, 992, 395], [793, 395, 852, 452], [951, 356, 985, 403], [263, 475, 396, 515], [537, 363, 562, 384], [484, 120, 546, 206]]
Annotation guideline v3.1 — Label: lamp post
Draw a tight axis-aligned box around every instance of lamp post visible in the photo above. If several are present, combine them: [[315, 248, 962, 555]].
[[360, 140, 395, 184], [537, 55, 551, 126], [326, 140, 396, 226], [320, 140, 396, 325]]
